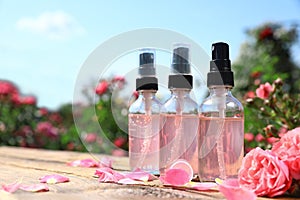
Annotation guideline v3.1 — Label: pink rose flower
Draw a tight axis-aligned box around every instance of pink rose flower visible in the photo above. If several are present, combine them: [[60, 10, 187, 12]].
[[244, 133, 254, 142], [272, 127, 300, 180], [255, 82, 274, 99], [238, 147, 292, 197], [95, 81, 109, 95], [36, 121, 58, 138], [259, 27, 273, 40], [113, 137, 126, 148], [244, 91, 255, 99], [0, 80, 18, 96], [84, 133, 98, 143], [19, 96, 37, 105], [38, 107, 48, 116], [266, 137, 279, 144], [112, 75, 125, 89], [255, 133, 265, 142], [132, 91, 139, 99]]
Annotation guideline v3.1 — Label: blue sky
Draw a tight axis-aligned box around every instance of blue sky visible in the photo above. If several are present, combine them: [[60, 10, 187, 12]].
[[1, 0, 300, 109]]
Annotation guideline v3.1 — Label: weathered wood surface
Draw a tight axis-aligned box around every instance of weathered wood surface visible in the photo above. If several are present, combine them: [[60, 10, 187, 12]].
[[0, 147, 295, 200]]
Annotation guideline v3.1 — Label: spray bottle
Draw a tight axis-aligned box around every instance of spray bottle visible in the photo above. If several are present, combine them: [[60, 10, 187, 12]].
[[159, 44, 199, 176], [198, 42, 244, 181], [128, 49, 161, 174]]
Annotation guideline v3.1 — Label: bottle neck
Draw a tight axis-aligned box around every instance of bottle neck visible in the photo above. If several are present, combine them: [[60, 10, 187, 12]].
[[209, 86, 232, 96], [170, 88, 191, 97], [138, 90, 157, 96], [137, 90, 157, 101]]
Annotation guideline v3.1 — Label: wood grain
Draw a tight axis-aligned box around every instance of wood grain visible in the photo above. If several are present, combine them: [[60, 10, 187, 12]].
[[0, 147, 294, 200]]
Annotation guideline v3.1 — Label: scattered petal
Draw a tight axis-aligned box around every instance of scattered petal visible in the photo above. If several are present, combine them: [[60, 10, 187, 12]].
[[67, 158, 99, 168], [95, 167, 125, 183], [39, 174, 69, 184], [160, 168, 190, 186], [169, 159, 194, 182], [117, 178, 145, 185], [124, 169, 157, 182], [99, 157, 113, 168], [186, 182, 218, 191], [218, 179, 257, 200], [1, 182, 21, 193], [20, 184, 49, 192]]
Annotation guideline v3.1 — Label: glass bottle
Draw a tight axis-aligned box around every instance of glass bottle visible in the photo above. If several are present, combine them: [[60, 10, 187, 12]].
[[160, 45, 199, 176], [128, 49, 161, 174], [198, 42, 244, 181]]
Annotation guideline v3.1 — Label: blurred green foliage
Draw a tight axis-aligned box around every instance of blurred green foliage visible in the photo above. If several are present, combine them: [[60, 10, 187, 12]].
[[232, 22, 300, 151]]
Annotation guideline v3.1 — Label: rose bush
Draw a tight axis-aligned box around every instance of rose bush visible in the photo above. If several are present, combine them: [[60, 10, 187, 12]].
[[243, 78, 300, 151]]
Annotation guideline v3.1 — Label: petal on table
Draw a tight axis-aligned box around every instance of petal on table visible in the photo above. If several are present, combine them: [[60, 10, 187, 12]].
[[218, 179, 257, 200], [186, 182, 218, 191], [95, 167, 125, 183], [99, 157, 113, 168], [117, 178, 145, 185], [124, 169, 157, 182], [20, 184, 49, 192], [159, 168, 190, 186], [39, 174, 70, 184], [67, 158, 99, 168], [1, 182, 21, 193]]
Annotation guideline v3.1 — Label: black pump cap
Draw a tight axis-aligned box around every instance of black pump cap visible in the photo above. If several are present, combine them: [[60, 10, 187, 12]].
[[139, 52, 155, 76], [207, 42, 234, 87], [136, 77, 158, 91], [168, 75, 193, 89]]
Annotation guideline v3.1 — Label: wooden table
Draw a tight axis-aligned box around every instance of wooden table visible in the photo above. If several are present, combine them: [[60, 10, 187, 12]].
[[0, 147, 295, 200]]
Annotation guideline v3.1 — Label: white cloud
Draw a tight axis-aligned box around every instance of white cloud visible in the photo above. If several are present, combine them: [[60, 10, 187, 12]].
[[16, 11, 85, 40]]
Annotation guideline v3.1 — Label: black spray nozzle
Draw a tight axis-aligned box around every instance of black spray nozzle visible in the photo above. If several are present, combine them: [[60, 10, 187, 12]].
[[208, 42, 234, 87], [171, 46, 190, 74], [168, 45, 193, 89], [136, 50, 157, 91], [139, 51, 155, 77], [212, 42, 229, 60]]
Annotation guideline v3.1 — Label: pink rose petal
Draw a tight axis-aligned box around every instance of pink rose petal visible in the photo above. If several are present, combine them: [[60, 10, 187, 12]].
[[99, 157, 113, 168], [67, 158, 99, 168], [117, 178, 145, 185], [95, 169, 117, 183], [124, 169, 157, 182], [39, 174, 70, 184], [1, 182, 21, 193], [218, 179, 257, 200], [186, 182, 217, 191], [20, 184, 49, 192], [160, 168, 190, 186], [169, 159, 194, 182], [95, 167, 125, 183]]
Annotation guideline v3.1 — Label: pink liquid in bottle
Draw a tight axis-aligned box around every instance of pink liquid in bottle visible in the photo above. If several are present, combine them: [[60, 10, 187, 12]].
[[159, 114, 198, 175], [198, 117, 244, 181], [129, 114, 160, 173]]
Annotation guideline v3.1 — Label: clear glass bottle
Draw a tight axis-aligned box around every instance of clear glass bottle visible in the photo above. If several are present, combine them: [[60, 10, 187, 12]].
[[160, 45, 199, 176], [128, 49, 161, 174], [198, 42, 244, 181]]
